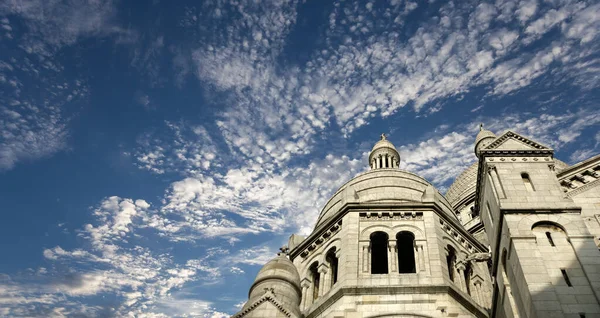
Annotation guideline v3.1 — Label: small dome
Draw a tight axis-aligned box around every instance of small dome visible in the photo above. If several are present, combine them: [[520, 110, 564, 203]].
[[474, 126, 496, 157], [371, 139, 397, 152], [369, 134, 401, 169], [246, 254, 301, 310]]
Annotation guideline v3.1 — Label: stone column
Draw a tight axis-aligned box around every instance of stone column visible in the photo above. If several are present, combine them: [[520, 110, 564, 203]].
[[455, 261, 467, 293], [361, 241, 370, 273], [317, 264, 329, 297], [388, 240, 397, 273], [415, 239, 427, 273], [473, 280, 482, 306], [300, 278, 311, 309]]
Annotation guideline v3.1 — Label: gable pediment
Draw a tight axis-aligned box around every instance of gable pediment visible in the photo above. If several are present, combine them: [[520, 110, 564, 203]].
[[232, 291, 298, 318], [483, 131, 552, 153]]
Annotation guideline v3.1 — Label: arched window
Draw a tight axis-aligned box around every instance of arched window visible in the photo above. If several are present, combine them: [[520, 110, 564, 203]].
[[532, 221, 566, 245], [370, 232, 389, 274], [309, 262, 320, 300], [521, 173, 535, 191], [326, 248, 338, 286], [446, 245, 457, 282], [396, 231, 416, 273]]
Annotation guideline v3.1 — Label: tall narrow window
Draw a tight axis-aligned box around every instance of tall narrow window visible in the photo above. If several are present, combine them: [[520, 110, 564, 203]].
[[370, 232, 389, 274], [397, 232, 416, 273], [464, 262, 472, 295], [501, 249, 508, 279], [447, 245, 457, 282], [309, 262, 320, 300], [522, 173, 535, 191], [546, 232, 555, 246], [561, 269, 572, 287], [326, 248, 338, 286]]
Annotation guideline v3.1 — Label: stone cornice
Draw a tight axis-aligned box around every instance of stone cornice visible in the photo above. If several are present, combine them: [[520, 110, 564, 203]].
[[557, 153, 600, 178], [482, 130, 552, 152], [289, 202, 487, 261], [303, 285, 488, 318]]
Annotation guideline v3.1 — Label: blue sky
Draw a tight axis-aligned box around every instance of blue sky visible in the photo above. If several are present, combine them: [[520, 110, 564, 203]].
[[0, 0, 599, 316]]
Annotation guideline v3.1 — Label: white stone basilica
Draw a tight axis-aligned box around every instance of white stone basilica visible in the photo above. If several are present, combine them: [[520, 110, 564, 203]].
[[232, 128, 600, 318]]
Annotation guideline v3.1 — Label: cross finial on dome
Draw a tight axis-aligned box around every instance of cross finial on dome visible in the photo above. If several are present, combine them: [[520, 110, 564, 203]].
[[278, 246, 289, 256], [380, 133, 386, 140], [479, 123, 484, 131]]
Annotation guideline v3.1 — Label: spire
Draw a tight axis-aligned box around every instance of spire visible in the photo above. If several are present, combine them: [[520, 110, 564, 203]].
[[474, 124, 496, 158], [369, 134, 400, 170]]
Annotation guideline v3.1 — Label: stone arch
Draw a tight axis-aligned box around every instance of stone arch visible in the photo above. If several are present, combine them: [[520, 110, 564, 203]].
[[517, 215, 581, 236], [361, 224, 394, 239], [319, 238, 342, 262], [442, 236, 462, 253], [391, 224, 424, 239]]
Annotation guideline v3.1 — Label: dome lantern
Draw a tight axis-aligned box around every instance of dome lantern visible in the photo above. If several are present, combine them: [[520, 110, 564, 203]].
[[369, 133, 400, 170]]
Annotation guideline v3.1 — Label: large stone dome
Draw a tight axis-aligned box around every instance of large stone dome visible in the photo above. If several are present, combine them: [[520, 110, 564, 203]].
[[445, 162, 478, 209], [314, 168, 457, 230]]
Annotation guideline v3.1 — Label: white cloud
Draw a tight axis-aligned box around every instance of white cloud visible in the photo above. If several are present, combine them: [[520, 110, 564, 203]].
[[0, 0, 134, 55]]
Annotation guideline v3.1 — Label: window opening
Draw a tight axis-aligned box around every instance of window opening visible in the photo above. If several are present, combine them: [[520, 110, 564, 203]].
[[309, 262, 320, 300], [546, 232, 555, 246], [370, 232, 389, 274], [447, 245, 457, 282], [521, 173, 535, 191], [326, 248, 338, 286], [464, 262, 472, 295], [561, 269, 572, 287], [396, 232, 416, 273]]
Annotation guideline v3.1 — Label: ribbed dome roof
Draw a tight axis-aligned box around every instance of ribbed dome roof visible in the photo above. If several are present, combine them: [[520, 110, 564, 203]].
[[314, 169, 457, 230], [445, 163, 478, 208], [371, 139, 397, 152]]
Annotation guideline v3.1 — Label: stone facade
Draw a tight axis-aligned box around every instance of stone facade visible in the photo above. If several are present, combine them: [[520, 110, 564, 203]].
[[233, 129, 600, 318]]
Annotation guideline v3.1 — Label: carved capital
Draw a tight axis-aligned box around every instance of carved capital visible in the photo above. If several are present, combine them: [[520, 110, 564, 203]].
[[301, 277, 311, 288], [317, 263, 329, 274]]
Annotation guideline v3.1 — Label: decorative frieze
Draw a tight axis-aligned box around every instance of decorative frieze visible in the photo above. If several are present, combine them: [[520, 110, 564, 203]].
[[358, 211, 423, 220], [439, 218, 475, 253], [559, 164, 600, 195], [300, 219, 342, 259]]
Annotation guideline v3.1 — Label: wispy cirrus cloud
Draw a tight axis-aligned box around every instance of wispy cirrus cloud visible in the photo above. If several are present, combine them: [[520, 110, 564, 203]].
[[0, 196, 242, 317]]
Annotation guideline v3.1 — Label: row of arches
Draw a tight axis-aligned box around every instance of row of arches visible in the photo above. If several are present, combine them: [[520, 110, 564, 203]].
[[303, 247, 339, 308], [370, 231, 416, 274]]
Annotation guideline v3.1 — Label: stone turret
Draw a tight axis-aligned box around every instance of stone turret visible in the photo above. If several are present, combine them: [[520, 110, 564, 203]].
[[369, 133, 400, 169], [474, 124, 496, 158], [233, 251, 302, 318]]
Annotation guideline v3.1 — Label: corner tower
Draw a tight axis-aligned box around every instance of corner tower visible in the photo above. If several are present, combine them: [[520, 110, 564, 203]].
[[474, 130, 600, 318], [286, 136, 492, 318]]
